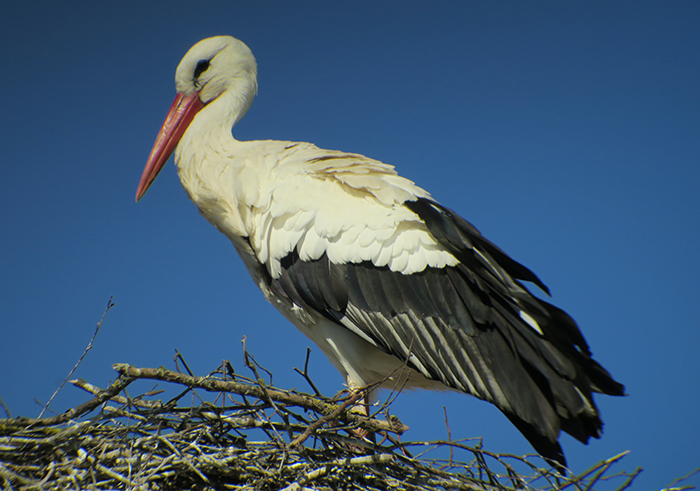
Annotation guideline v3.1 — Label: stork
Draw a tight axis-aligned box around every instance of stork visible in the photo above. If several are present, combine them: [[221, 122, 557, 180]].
[[136, 36, 624, 466]]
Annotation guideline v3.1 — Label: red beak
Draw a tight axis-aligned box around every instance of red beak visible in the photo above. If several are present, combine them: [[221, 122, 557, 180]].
[[136, 92, 204, 202]]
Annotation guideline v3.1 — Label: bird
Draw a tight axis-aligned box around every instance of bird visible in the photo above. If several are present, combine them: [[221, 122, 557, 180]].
[[136, 35, 624, 466]]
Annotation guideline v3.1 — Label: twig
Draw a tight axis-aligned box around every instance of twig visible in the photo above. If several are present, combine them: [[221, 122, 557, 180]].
[[289, 389, 365, 448], [662, 467, 700, 491], [0, 393, 10, 419], [558, 451, 629, 491], [242, 338, 288, 444], [174, 349, 194, 376], [242, 337, 273, 385], [296, 454, 395, 486], [70, 378, 163, 410], [19, 374, 135, 427], [443, 406, 454, 465], [38, 297, 114, 418], [616, 467, 644, 491], [294, 347, 323, 397]]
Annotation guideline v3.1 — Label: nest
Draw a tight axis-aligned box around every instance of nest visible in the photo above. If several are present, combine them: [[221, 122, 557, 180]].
[[0, 345, 647, 491]]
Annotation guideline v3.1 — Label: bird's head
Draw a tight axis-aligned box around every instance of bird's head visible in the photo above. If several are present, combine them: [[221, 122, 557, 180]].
[[136, 36, 257, 202], [175, 36, 257, 105]]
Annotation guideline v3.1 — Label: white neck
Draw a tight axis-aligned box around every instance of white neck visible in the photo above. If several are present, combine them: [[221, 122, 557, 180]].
[[182, 84, 253, 150], [174, 89, 256, 238]]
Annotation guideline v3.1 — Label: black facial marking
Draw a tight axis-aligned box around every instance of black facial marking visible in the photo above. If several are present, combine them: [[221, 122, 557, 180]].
[[194, 59, 211, 79]]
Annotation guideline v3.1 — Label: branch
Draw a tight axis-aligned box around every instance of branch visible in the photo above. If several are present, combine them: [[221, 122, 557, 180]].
[[6, 374, 135, 429], [112, 363, 408, 435]]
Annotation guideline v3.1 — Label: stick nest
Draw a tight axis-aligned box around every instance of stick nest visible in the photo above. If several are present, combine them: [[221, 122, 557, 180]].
[[0, 354, 642, 491]]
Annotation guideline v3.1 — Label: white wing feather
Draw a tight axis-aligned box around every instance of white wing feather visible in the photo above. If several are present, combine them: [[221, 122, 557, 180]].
[[181, 140, 460, 277]]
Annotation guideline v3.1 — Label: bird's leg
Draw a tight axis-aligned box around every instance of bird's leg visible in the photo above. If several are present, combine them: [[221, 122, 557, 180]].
[[346, 382, 376, 445]]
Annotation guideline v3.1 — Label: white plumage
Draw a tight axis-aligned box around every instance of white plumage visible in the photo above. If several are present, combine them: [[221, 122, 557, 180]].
[[137, 36, 624, 466]]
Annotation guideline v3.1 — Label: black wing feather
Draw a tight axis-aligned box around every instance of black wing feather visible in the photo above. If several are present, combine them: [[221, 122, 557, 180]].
[[267, 197, 624, 466]]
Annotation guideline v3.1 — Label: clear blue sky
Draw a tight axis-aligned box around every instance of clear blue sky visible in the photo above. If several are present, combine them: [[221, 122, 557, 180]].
[[1, 2, 698, 488]]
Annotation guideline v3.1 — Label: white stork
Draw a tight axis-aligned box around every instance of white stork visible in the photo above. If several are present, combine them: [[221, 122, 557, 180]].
[[136, 36, 624, 466]]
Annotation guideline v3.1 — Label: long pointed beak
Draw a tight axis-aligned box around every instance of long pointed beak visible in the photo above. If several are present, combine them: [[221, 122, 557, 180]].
[[136, 92, 204, 202]]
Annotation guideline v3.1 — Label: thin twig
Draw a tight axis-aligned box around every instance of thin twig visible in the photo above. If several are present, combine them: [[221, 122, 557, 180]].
[[174, 349, 194, 376], [442, 406, 454, 465], [0, 393, 11, 419], [39, 297, 114, 418], [616, 467, 644, 491], [662, 467, 700, 491], [289, 389, 365, 448], [242, 338, 287, 443], [242, 337, 274, 385], [19, 374, 135, 427], [293, 347, 323, 397]]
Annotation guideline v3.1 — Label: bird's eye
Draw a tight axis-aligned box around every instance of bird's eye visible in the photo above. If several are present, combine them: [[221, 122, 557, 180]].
[[194, 59, 211, 79]]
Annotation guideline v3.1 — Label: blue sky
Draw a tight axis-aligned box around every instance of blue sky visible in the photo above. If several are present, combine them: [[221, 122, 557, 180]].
[[1, 2, 698, 488]]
